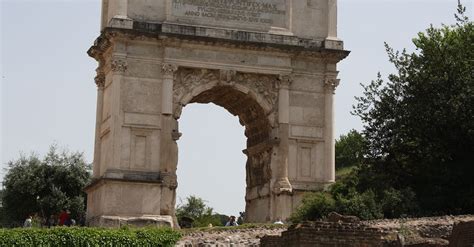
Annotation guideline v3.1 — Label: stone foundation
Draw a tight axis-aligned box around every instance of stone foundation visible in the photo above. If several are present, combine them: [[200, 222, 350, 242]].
[[260, 221, 400, 247], [260, 215, 474, 247], [449, 221, 474, 247], [87, 215, 174, 228]]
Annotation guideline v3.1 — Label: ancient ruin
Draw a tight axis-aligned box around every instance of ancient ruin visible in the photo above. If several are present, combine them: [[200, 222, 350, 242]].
[[85, 0, 349, 227], [260, 215, 474, 247]]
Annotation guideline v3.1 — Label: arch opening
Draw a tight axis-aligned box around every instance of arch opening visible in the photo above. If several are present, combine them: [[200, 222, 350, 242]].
[[190, 85, 272, 148], [176, 103, 246, 217], [173, 72, 278, 222]]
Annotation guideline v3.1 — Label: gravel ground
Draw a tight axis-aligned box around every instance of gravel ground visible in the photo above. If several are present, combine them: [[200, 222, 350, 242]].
[[175, 215, 474, 246], [176, 226, 286, 247]]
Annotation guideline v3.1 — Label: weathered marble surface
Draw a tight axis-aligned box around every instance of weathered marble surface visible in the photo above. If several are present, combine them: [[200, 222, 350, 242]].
[[86, 0, 348, 227]]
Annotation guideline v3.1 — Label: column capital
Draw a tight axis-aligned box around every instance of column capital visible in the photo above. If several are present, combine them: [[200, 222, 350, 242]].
[[278, 74, 293, 89], [95, 75, 105, 89], [111, 58, 128, 73], [161, 63, 178, 77], [324, 78, 340, 94]]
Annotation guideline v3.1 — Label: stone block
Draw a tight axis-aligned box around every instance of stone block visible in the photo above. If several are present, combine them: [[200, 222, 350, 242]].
[[121, 78, 161, 114], [261, 221, 402, 247], [90, 215, 173, 228], [124, 112, 160, 127], [449, 220, 474, 247], [108, 16, 133, 29], [101, 0, 343, 42]]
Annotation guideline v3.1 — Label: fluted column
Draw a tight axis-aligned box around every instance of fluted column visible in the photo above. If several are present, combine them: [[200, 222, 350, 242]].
[[110, 58, 128, 171], [161, 64, 178, 115], [92, 75, 105, 178], [160, 64, 179, 217], [324, 77, 339, 182], [275, 74, 293, 193]]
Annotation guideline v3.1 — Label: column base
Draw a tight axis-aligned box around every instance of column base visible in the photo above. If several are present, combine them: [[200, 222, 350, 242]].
[[274, 177, 293, 194], [87, 215, 174, 228]]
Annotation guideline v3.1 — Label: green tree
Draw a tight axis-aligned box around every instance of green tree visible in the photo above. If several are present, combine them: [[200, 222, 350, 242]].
[[1, 145, 91, 226], [291, 5, 473, 222], [335, 129, 365, 169], [175, 195, 223, 227], [353, 4, 474, 215]]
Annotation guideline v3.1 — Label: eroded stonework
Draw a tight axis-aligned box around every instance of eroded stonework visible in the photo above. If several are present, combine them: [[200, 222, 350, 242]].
[[85, 0, 349, 227]]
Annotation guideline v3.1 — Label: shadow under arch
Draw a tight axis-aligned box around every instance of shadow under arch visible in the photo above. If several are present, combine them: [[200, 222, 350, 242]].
[[172, 67, 280, 222]]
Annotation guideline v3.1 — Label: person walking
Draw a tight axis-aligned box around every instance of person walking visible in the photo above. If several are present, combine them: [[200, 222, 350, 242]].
[[225, 216, 238, 226], [23, 215, 33, 228], [58, 209, 70, 226]]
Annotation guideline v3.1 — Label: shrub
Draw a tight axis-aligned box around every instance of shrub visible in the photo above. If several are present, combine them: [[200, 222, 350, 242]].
[[0, 227, 181, 247], [381, 187, 419, 218], [176, 195, 225, 228], [334, 190, 383, 220], [289, 192, 335, 222]]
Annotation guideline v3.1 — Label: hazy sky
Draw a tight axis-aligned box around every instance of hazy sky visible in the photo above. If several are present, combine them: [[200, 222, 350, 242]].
[[1, 0, 472, 216]]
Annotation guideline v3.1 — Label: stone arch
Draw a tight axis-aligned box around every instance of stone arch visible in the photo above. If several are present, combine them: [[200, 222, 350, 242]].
[[86, 0, 349, 225], [171, 67, 281, 212], [173, 67, 279, 141]]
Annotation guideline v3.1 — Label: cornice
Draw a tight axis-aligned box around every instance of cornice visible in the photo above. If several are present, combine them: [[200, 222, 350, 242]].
[[87, 21, 350, 63]]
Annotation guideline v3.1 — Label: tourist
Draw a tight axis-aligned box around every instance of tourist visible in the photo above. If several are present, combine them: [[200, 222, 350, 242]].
[[273, 218, 284, 225], [225, 216, 238, 226], [23, 215, 33, 228], [58, 209, 70, 226], [47, 215, 57, 228], [64, 210, 72, 226]]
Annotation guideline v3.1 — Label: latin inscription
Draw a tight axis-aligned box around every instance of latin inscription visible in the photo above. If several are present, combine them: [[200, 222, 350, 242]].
[[172, 0, 287, 26]]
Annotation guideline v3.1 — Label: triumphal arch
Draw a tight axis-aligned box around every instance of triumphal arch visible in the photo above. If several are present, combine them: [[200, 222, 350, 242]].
[[85, 0, 349, 227]]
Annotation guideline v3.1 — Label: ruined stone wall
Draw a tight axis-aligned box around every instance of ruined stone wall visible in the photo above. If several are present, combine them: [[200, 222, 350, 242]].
[[173, 215, 474, 246], [260, 221, 399, 247], [449, 221, 474, 247], [260, 215, 474, 247]]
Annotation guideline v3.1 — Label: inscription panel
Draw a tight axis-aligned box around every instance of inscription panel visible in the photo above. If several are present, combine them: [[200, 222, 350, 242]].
[[170, 0, 289, 32]]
